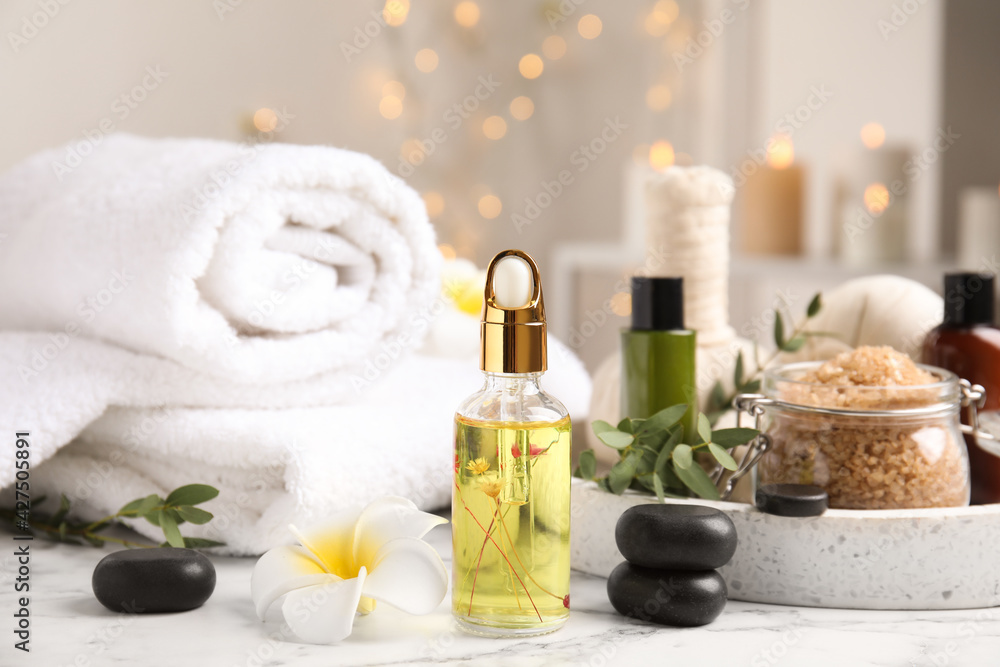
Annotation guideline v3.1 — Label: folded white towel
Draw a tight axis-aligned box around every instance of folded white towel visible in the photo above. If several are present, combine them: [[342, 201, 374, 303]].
[[15, 334, 590, 555], [0, 133, 440, 383]]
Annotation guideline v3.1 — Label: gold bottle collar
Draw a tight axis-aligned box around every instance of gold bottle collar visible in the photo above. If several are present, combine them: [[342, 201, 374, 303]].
[[480, 249, 547, 373]]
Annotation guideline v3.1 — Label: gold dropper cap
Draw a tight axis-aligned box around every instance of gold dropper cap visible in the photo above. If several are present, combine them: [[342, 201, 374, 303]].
[[480, 249, 547, 374]]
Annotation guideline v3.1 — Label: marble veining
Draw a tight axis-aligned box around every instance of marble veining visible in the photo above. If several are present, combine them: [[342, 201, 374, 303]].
[[7, 521, 1000, 666]]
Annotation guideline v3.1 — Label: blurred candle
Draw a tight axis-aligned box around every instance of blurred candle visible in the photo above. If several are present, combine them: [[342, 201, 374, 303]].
[[957, 186, 1000, 269], [741, 134, 804, 255]]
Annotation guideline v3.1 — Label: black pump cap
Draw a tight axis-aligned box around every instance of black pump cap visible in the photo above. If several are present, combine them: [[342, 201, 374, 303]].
[[943, 273, 995, 326], [631, 277, 684, 331]]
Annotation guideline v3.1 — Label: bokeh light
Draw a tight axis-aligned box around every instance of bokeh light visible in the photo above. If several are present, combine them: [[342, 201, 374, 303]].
[[415, 48, 439, 73], [253, 108, 277, 132], [438, 243, 457, 260], [767, 135, 795, 169], [864, 183, 890, 214], [861, 122, 886, 149], [482, 115, 508, 140], [610, 292, 632, 317], [453, 1, 480, 28], [383, 0, 409, 26], [509, 96, 534, 121], [478, 194, 502, 219], [644, 0, 678, 36], [578, 14, 603, 39], [379, 95, 403, 119], [518, 53, 544, 79], [542, 35, 567, 60], [649, 140, 675, 171]]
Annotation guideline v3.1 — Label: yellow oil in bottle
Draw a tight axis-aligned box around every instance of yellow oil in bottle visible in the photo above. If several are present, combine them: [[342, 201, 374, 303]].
[[452, 414, 571, 636]]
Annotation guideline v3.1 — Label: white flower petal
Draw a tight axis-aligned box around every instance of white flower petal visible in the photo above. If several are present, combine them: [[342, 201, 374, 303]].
[[251, 545, 337, 620], [289, 506, 363, 577], [352, 496, 448, 569], [362, 537, 448, 615], [281, 568, 368, 644]]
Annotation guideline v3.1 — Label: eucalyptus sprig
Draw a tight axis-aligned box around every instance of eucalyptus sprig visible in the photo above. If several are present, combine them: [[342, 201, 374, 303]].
[[1, 484, 225, 549], [705, 292, 833, 424], [574, 405, 759, 501]]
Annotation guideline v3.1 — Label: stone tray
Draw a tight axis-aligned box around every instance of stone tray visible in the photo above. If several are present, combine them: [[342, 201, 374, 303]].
[[571, 479, 1000, 610]]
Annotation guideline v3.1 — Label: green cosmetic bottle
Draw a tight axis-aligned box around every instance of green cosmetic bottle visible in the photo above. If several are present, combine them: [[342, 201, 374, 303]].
[[621, 277, 697, 441]]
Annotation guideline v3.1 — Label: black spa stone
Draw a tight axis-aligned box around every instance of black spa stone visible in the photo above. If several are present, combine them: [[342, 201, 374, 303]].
[[92, 548, 216, 613], [755, 483, 828, 517], [607, 562, 727, 627], [614, 504, 737, 570]]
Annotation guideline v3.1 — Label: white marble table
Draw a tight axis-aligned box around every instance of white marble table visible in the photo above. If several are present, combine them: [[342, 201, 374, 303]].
[[10, 523, 1000, 667]]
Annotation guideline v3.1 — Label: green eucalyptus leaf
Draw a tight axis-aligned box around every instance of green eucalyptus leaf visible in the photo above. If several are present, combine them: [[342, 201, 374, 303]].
[[636, 427, 669, 452], [708, 443, 738, 471], [136, 494, 162, 517], [591, 420, 616, 437], [634, 445, 659, 476], [635, 404, 688, 435], [597, 430, 635, 450], [711, 428, 759, 448], [652, 472, 666, 503], [617, 418, 634, 434], [735, 351, 745, 387], [118, 497, 146, 516], [579, 449, 597, 480], [781, 336, 806, 353], [807, 293, 822, 318], [696, 413, 712, 444], [144, 511, 161, 527], [674, 462, 721, 500], [774, 312, 786, 349], [741, 379, 762, 394], [607, 455, 639, 494], [176, 506, 213, 525], [158, 510, 184, 548], [182, 537, 226, 549], [83, 535, 105, 548], [654, 428, 682, 476], [165, 484, 219, 507], [673, 444, 693, 470]]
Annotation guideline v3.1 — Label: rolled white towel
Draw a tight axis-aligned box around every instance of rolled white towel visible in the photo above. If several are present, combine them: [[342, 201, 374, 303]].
[[0, 134, 440, 383]]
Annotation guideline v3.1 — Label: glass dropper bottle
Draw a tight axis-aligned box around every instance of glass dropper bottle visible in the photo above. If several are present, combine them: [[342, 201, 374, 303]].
[[451, 249, 571, 637]]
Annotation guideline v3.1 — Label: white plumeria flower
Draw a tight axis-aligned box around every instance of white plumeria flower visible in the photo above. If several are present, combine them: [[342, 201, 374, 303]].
[[251, 496, 448, 643]]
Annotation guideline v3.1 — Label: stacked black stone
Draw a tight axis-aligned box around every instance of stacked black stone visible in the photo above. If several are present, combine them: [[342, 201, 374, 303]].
[[607, 504, 737, 627]]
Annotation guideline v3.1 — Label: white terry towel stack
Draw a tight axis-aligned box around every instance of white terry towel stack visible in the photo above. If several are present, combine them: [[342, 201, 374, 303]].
[[0, 135, 591, 555]]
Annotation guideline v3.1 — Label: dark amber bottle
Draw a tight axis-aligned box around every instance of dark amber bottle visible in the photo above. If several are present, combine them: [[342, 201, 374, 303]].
[[923, 272, 1000, 505]]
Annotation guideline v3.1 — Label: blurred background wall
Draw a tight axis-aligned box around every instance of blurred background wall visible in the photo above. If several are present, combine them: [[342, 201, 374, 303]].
[[2, 0, 997, 371]]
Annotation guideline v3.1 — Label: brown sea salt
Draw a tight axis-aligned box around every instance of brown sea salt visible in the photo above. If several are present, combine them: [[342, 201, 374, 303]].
[[758, 346, 969, 509]]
